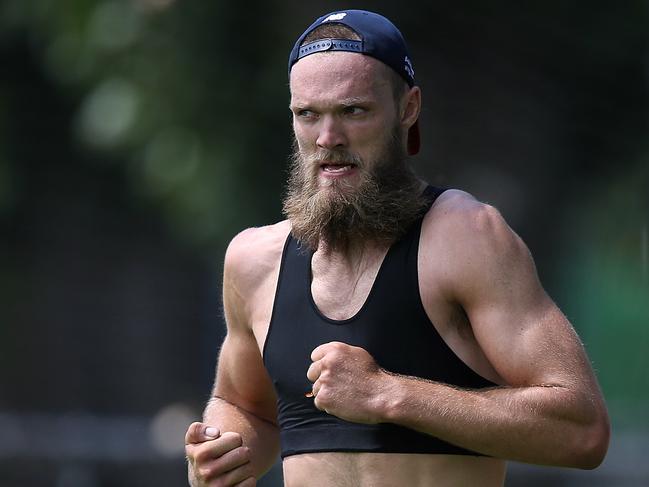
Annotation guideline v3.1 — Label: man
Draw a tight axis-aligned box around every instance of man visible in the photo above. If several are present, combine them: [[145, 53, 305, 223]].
[[185, 10, 610, 487]]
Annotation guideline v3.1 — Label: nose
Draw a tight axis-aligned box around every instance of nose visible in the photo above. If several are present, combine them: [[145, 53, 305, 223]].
[[316, 116, 347, 150]]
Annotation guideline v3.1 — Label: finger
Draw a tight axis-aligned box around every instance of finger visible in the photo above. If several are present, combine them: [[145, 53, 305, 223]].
[[197, 431, 243, 462], [237, 478, 256, 487], [311, 341, 343, 361], [306, 360, 321, 383], [185, 422, 220, 445], [218, 466, 255, 487], [191, 431, 243, 467], [207, 446, 252, 482], [312, 389, 328, 413], [235, 476, 257, 487], [195, 461, 253, 485]]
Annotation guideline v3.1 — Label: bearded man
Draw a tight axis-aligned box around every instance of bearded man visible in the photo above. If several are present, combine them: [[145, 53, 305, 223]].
[[185, 10, 609, 487]]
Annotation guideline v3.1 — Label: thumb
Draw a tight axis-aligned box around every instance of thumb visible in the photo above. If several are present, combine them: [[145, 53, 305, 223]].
[[185, 421, 220, 445]]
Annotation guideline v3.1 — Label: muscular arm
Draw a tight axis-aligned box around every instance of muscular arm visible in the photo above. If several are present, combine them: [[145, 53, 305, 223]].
[[385, 196, 610, 467], [204, 333, 279, 476], [309, 193, 609, 468], [187, 227, 283, 483]]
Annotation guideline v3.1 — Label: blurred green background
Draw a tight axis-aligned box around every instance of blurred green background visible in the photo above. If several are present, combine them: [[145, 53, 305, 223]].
[[0, 1, 647, 486]]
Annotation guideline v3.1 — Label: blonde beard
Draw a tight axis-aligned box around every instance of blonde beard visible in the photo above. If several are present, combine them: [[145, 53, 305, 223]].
[[282, 130, 427, 252]]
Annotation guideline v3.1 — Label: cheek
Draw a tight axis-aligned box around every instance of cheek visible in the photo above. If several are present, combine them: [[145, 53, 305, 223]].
[[353, 120, 391, 150], [293, 123, 315, 150]]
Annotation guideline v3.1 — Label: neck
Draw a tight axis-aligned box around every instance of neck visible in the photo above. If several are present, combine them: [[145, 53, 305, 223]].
[[314, 236, 387, 268]]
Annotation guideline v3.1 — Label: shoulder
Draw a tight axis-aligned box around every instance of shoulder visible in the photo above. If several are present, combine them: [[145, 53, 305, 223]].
[[424, 189, 510, 234], [223, 220, 292, 301], [226, 220, 291, 267], [421, 189, 535, 293], [224, 219, 292, 280], [423, 188, 527, 256]]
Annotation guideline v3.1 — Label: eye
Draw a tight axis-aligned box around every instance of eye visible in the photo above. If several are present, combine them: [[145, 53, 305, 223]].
[[295, 109, 317, 119], [342, 106, 365, 116]]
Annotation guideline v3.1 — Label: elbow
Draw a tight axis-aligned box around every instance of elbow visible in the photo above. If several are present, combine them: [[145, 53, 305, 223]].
[[572, 411, 611, 470], [581, 425, 610, 470]]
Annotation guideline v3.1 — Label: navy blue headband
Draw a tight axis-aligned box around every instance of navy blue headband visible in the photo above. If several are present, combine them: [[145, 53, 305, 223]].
[[288, 10, 415, 87]]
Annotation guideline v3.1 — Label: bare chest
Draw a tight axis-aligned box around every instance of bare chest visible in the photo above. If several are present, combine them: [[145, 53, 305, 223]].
[[310, 266, 381, 321]]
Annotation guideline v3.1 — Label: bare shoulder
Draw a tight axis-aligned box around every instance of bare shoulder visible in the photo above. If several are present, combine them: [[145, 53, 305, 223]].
[[224, 220, 292, 290], [421, 189, 538, 301], [423, 189, 529, 263], [222, 220, 291, 335], [425, 189, 517, 240]]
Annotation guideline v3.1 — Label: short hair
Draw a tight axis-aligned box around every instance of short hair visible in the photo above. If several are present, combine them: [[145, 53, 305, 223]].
[[300, 24, 408, 103]]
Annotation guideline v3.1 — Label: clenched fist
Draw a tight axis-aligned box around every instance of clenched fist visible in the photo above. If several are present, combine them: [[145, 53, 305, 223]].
[[306, 341, 394, 424], [185, 422, 256, 487]]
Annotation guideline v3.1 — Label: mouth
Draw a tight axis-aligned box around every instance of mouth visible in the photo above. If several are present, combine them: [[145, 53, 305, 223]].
[[320, 162, 357, 175]]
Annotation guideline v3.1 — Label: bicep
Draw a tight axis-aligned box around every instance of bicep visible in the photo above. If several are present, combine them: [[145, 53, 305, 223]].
[[455, 208, 595, 389], [467, 285, 590, 388]]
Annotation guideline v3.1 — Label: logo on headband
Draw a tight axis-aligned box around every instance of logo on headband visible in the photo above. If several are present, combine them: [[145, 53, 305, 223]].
[[404, 56, 415, 79], [322, 12, 347, 23]]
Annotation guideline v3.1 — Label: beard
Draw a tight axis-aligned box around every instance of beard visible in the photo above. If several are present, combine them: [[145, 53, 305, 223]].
[[282, 126, 428, 252]]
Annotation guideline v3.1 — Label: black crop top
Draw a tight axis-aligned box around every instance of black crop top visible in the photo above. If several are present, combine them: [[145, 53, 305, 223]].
[[262, 186, 495, 458]]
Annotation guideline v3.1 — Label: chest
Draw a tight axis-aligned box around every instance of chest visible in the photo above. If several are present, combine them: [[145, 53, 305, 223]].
[[263, 236, 480, 392], [310, 255, 385, 321]]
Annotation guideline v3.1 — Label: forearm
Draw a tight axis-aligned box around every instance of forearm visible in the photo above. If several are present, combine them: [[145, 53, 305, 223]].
[[380, 373, 608, 468], [202, 396, 280, 477]]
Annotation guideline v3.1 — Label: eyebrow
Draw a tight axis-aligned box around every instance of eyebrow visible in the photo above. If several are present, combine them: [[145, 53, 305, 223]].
[[289, 97, 374, 110], [339, 97, 374, 107]]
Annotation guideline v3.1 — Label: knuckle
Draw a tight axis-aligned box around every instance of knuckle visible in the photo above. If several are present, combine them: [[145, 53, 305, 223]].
[[313, 397, 324, 410], [185, 444, 194, 459], [221, 446, 251, 470], [319, 369, 331, 382], [315, 388, 332, 407], [222, 431, 244, 446], [238, 446, 251, 462], [196, 465, 213, 480], [193, 446, 211, 464], [185, 421, 202, 443], [188, 444, 211, 463]]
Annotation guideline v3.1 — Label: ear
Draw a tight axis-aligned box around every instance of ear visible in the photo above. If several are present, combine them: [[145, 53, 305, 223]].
[[400, 86, 421, 129]]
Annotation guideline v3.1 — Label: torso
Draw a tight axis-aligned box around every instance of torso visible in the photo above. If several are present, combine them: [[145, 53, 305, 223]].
[[243, 190, 507, 486], [283, 452, 505, 487]]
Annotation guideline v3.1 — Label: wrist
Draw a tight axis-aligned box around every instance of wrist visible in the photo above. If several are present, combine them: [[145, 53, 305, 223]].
[[374, 369, 406, 424]]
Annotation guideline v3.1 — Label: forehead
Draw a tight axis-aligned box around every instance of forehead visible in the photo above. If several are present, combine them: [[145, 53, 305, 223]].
[[289, 52, 392, 105]]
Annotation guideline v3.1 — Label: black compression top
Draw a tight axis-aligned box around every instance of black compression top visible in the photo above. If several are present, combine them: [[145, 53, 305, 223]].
[[262, 186, 496, 458]]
